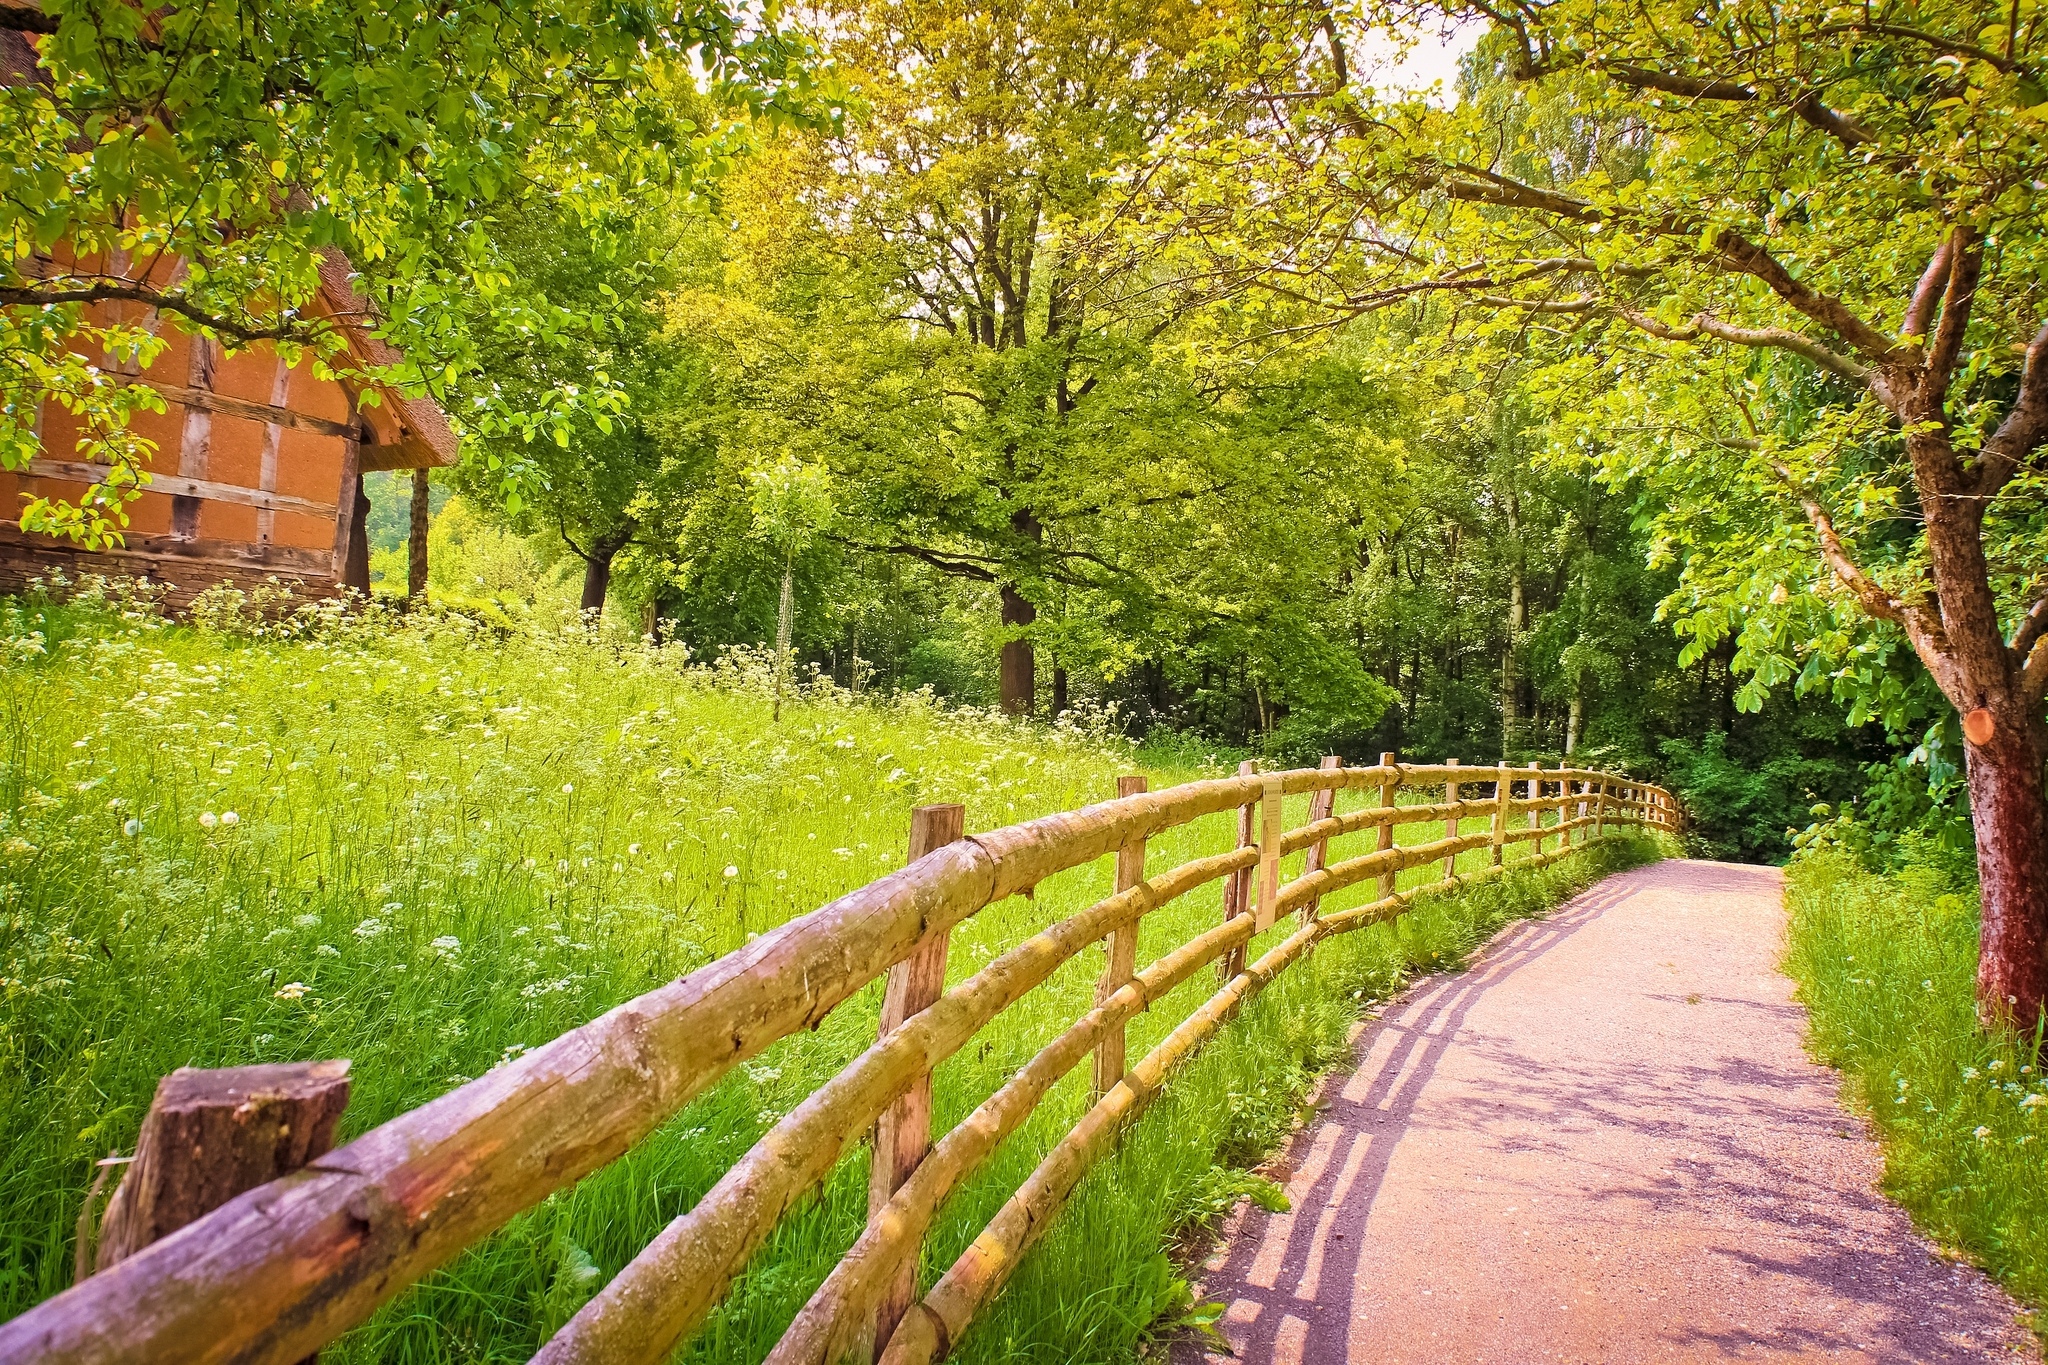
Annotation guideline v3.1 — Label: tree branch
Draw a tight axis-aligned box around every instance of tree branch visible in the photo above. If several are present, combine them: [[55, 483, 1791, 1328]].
[[0, 282, 345, 347], [1903, 233, 1957, 342], [1925, 230, 1981, 389], [1768, 459, 1962, 698], [1976, 319, 2048, 497], [1709, 231, 1900, 363]]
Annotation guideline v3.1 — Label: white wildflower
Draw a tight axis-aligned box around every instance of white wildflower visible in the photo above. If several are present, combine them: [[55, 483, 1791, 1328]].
[[724, 865, 739, 878], [199, 811, 218, 829], [274, 981, 309, 1001]]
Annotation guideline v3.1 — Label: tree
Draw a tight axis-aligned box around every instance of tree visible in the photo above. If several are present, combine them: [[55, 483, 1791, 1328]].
[[786, 0, 1222, 713], [0, 0, 823, 545], [1183, 0, 2048, 1023]]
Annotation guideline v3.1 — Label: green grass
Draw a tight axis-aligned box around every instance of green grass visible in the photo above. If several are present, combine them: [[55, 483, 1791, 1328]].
[[0, 583, 1658, 1363], [1784, 849, 2048, 1317]]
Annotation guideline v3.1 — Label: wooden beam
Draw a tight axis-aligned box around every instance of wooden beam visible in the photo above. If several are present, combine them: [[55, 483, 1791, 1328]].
[[127, 380, 355, 440], [869, 804, 967, 1361], [26, 462, 337, 518], [96, 1062, 351, 1272], [1092, 775, 1149, 1099]]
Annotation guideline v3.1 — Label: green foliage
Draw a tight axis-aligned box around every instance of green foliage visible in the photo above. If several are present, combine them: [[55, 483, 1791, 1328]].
[[1, 0, 831, 542], [1784, 849, 2048, 1309]]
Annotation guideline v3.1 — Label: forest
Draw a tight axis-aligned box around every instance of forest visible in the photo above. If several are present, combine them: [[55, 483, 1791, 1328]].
[[319, 3, 1982, 878]]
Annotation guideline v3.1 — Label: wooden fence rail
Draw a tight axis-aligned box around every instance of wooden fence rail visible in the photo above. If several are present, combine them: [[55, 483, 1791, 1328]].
[[0, 759, 1675, 1365]]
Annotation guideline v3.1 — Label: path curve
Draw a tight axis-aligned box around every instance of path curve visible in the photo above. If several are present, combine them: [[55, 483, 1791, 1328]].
[[1176, 859, 2037, 1364]]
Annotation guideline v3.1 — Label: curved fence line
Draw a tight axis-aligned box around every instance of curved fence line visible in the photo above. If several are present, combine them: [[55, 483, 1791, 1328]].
[[0, 759, 1674, 1365]]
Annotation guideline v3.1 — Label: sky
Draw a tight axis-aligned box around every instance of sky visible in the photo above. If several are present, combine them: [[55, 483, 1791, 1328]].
[[1357, 17, 1484, 104]]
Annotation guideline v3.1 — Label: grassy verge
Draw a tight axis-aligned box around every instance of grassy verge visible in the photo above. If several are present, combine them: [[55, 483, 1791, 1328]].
[[0, 585, 1660, 1362], [1784, 849, 2048, 1316]]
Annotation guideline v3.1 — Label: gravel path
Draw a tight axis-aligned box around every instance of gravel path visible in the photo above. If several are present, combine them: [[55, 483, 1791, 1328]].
[[1175, 859, 2039, 1364]]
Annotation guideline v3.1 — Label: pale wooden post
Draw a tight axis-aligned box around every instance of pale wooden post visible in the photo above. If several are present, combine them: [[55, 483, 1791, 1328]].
[[1301, 756, 1342, 918], [1556, 762, 1571, 848], [870, 802, 966, 1359], [1595, 777, 1608, 837], [1254, 773, 1285, 932], [1219, 759, 1258, 980], [1093, 776, 1148, 1099], [1375, 752, 1398, 899], [1492, 761, 1511, 865], [1574, 775, 1589, 843], [1527, 761, 1544, 855], [1441, 758, 1460, 882], [94, 1061, 351, 1274]]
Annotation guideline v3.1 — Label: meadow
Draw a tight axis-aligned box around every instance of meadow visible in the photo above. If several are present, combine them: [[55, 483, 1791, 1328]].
[[1784, 848, 2048, 1317], [0, 581, 1661, 1363]]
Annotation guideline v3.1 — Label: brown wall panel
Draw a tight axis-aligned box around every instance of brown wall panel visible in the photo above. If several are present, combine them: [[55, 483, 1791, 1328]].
[[276, 429, 346, 501], [272, 509, 337, 551]]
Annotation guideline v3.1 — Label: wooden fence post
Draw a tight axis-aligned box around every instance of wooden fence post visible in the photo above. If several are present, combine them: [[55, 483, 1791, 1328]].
[[1220, 760, 1258, 980], [93, 1061, 351, 1276], [1093, 776, 1148, 1099], [1254, 774, 1285, 933], [1302, 756, 1341, 919], [1376, 752, 1398, 900], [870, 802, 966, 1360], [1442, 758, 1460, 882], [1595, 778, 1608, 837], [1492, 761, 1510, 866], [1556, 763, 1571, 849], [1527, 761, 1544, 855], [1574, 775, 1588, 844]]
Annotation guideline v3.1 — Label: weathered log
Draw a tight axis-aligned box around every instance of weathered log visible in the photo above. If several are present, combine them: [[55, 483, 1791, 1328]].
[[1299, 756, 1341, 919], [1254, 774, 1285, 933], [1093, 775, 1149, 1100], [1219, 760, 1258, 980], [868, 805, 967, 1359], [1375, 752, 1397, 900], [1442, 759, 1461, 883], [96, 1062, 352, 1274]]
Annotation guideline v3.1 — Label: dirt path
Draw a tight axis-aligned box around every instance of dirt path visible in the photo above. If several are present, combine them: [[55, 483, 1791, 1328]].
[[1175, 859, 2038, 1364]]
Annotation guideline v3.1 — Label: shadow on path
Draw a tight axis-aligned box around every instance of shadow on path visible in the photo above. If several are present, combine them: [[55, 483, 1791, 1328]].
[[1171, 861, 2035, 1365]]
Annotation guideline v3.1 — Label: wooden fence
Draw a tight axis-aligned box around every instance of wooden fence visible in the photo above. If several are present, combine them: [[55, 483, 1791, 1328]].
[[0, 758, 1674, 1365]]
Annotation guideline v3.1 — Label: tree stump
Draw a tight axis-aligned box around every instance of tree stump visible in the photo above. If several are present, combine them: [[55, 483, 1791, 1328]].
[[95, 1060, 352, 1273]]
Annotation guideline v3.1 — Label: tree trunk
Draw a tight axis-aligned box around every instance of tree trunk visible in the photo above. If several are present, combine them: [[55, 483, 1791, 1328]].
[[1965, 709, 2048, 1025], [407, 468, 430, 602], [999, 586, 1036, 716], [1565, 674, 1584, 755], [1051, 665, 1068, 717], [998, 509, 1042, 717], [581, 552, 615, 617], [1501, 492, 1524, 754], [1891, 411, 2048, 1027]]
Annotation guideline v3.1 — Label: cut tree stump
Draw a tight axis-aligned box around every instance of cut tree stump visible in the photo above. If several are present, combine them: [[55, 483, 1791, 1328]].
[[95, 1060, 352, 1273]]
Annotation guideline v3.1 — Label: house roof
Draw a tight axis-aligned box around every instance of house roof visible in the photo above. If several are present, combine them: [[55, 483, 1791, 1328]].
[[315, 251, 461, 468]]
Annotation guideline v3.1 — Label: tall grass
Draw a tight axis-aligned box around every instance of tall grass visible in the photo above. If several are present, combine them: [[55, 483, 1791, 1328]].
[[1784, 849, 2048, 1311], [0, 584, 1658, 1362]]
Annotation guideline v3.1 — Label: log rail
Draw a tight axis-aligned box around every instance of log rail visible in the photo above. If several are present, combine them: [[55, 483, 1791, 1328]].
[[0, 760, 1675, 1365]]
